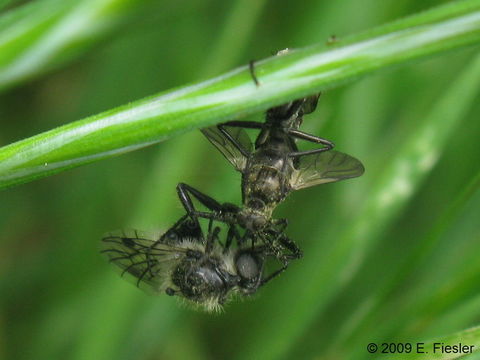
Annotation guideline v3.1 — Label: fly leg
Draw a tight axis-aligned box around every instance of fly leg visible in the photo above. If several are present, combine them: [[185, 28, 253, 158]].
[[234, 229, 256, 250], [251, 257, 265, 292], [276, 233, 303, 260], [260, 257, 290, 287], [271, 218, 288, 232], [259, 234, 302, 286], [220, 121, 263, 130], [217, 121, 263, 157], [176, 183, 241, 229], [266, 228, 303, 261], [287, 130, 335, 157], [205, 218, 221, 254], [224, 225, 243, 253], [260, 228, 302, 262], [176, 183, 225, 227]]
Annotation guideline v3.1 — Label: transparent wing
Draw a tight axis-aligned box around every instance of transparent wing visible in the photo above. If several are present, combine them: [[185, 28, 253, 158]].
[[201, 125, 252, 171], [101, 229, 188, 294], [290, 150, 365, 190]]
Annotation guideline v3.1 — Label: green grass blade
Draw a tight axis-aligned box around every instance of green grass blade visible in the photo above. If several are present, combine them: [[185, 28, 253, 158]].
[[0, 0, 147, 91], [199, 0, 268, 78], [236, 50, 480, 360], [1, 0, 480, 190], [329, 171, 480, 355], [333, 174, 480, 360], [0, 0, 27, 12]]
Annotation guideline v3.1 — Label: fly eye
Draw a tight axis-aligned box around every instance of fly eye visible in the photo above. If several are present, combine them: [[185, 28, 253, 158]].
[[236, 253, 260, 279]]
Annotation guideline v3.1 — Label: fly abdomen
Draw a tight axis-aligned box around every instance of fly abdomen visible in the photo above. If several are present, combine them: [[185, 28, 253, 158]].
[[244, 165, 288, 206]]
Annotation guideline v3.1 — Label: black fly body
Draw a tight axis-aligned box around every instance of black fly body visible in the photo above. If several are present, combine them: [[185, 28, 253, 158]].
[[101, 215, 289, 312], [201, 94, 328, 231], [186, 94, 364, 234], [171, 93, 364, 271]]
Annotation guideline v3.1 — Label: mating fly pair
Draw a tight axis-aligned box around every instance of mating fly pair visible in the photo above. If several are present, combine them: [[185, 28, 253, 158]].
[[102, 57, 365, 311], [176, 92, 364, 260]]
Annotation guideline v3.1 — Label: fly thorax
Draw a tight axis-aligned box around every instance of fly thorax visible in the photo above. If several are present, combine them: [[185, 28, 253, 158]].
[[172, 256, 227, 303]]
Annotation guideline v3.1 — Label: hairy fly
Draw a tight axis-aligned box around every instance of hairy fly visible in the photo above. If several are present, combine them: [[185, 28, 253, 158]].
[[101, 215, 294, 311]]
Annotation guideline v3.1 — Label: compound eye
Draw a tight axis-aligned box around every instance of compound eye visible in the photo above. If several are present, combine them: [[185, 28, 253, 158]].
[[236, 253, 260, 279]]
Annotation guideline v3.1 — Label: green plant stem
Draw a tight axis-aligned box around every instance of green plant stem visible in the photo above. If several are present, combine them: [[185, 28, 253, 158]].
[[1, 0, 480, 190]]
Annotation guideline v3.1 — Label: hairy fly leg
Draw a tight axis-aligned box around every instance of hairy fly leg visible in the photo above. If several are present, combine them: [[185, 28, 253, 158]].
[[176, 183, 226, 223]]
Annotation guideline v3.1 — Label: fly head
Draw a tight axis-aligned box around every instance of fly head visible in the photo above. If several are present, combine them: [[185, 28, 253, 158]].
[[266, 94, 320, 129]]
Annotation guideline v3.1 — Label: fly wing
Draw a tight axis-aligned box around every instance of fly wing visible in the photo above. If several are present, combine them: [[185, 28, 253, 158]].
[[290, 150, 365, 190], [101, 229, 187, 294], [201, 125, 252, 171]]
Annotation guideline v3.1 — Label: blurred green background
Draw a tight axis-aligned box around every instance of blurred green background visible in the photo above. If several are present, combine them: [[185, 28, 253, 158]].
[[1, 0, 479, 359]]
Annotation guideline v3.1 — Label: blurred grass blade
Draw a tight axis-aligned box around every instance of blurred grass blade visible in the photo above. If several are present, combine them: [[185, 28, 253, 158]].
[[1, 0, 480, 190], [199, 0, 268, 77], [384, 325, 480, 360], [0, 0, 147, 91], [331, 171, 480, 355], [237, 51, 480, 360], [335, 173, 480, 359], [0, 0, 23, 12]]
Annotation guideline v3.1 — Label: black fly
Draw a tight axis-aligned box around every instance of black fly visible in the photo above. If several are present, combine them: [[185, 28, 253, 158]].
[[101, 215, 294, 312], [182, 93, 365, 233], [169, 94, 363, 277]]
